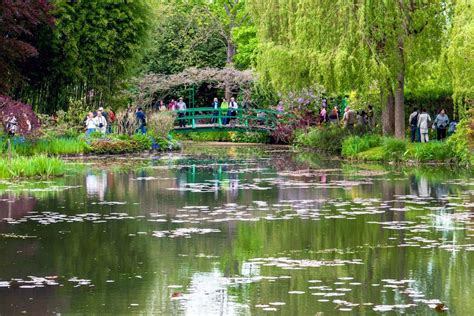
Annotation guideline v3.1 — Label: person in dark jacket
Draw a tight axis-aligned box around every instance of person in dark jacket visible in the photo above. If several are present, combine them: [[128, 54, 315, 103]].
[[136, 107, 146, 134], [408, 108, 420, 142]]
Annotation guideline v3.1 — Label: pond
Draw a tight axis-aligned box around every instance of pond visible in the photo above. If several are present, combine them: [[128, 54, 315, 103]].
[[0, 145, 473, 315]]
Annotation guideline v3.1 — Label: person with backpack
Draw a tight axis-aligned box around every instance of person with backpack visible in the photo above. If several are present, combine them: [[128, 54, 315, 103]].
[[343, 106, 356, 130], [417, 108, 431, 143], [433, 109, 450, 141], [408, 108, 420, 142]]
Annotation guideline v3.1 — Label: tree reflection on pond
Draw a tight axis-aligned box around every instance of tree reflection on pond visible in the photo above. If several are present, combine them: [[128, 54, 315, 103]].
[[0, 146, 472, 315]]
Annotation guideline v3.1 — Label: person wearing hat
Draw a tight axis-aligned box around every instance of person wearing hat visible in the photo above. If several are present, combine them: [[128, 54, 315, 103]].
[[98, 106, 108, 121], [96, 106, 109, 133], [93, 110, 107, 134], [176, 97, 187, 127]]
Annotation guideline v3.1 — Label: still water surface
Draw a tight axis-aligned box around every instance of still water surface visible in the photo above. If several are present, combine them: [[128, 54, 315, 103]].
[[0, 145, 473, 315]]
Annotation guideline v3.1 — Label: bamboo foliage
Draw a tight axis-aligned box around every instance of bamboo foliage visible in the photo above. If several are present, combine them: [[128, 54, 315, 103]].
[[17, 0, 152, 113]]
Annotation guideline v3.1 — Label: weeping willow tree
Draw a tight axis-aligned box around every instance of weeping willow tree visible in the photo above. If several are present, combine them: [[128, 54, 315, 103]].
[[446, 0, 474, 117], [249, 0, 456, 138]]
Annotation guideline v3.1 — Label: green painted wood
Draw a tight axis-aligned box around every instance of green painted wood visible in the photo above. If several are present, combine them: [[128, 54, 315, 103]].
[[171, 107, 288, 133]]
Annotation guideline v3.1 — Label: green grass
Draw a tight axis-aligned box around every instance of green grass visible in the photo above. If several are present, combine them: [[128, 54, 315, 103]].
[[0, 155, 66, 179], [356, 146, 385, 161], [355, 140, 467, 163], [341, 135, 382, 158], [7, 138, 90, 156], [340, 132, 470, 164], [406, 142, 454, 161]]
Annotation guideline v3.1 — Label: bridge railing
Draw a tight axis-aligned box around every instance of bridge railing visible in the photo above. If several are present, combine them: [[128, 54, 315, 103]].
[[173, 107, 284, 130]]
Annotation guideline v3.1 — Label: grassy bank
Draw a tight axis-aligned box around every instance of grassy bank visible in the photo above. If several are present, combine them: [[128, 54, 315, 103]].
[[341, 136, 472, 164], [295, 117, 473, 165], [0, 155, 65, 179], [1, 133, 181, 156]]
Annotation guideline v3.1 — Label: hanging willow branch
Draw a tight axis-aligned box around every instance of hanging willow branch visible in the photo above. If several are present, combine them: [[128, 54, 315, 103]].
[[131, 67, 255, 107]]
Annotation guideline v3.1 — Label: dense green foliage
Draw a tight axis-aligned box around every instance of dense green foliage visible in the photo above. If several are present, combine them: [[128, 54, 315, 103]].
[[341, 135, 383, 158], [446, 1, 474, 116], [141, 2, 226, 75], [382, 138, 407, 162], [295, 126, 367, 155], [340, 131, 473, 164], [11, 138, 91, 156], [0, 155, 65, 179], [0, 133, 180, 156], [248, 0, 472, 136], [175, 131, 270, 143], [17, 1, 152, 112], [298, 110, 472, 164]]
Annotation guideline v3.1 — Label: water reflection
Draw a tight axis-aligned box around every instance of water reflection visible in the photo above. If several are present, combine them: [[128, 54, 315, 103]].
[[86, 171, 107, 200], [0, 147, 472, 315], [181, 270, 249, 316], [0, 194, 37, 221]]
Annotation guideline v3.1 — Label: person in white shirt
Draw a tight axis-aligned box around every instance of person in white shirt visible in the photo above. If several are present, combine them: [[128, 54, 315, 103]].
[[417, 108, 431, 143], [94, 110, 107, 134], [227, 97, 238, 125], [85, 112, 96, 136], [176, 97, 187, 127]]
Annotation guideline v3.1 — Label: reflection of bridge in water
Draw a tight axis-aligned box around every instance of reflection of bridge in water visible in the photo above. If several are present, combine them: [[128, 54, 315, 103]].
[[172, 107, 285, 133]]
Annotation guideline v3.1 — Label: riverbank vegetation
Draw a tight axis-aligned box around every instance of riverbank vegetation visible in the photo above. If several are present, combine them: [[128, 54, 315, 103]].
[[0, 0, 472, 165], [1, 133, 180, 157], [0, 155, 65, 179], [295, 118, 473, 165], [174, 131, 270, 144]]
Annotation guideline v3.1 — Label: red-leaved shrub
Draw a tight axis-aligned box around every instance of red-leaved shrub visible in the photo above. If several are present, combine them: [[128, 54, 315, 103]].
[[0, 95, 40, 135]]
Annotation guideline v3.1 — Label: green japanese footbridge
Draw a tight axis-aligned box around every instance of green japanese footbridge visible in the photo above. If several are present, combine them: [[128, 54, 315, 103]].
[[172, 108, 286, 133]]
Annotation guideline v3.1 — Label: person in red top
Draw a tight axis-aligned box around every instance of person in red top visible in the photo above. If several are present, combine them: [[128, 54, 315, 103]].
[[168, 99, 177, 111]]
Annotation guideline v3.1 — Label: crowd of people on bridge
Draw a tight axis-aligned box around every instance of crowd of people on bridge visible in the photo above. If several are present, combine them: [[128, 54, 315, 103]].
[[154, 96, 241, 128]]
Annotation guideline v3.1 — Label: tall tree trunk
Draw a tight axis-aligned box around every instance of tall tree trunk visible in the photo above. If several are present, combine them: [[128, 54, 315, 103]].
[[381, 88, 395, 136], [225, 41, 236, 100], [394, 38, 405, 139]]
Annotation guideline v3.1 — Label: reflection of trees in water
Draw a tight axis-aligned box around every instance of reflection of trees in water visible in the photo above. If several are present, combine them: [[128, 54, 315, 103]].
[[0, 194, 37, 220], [0, 287, 70, 316], [2, 149, 473, 314]]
